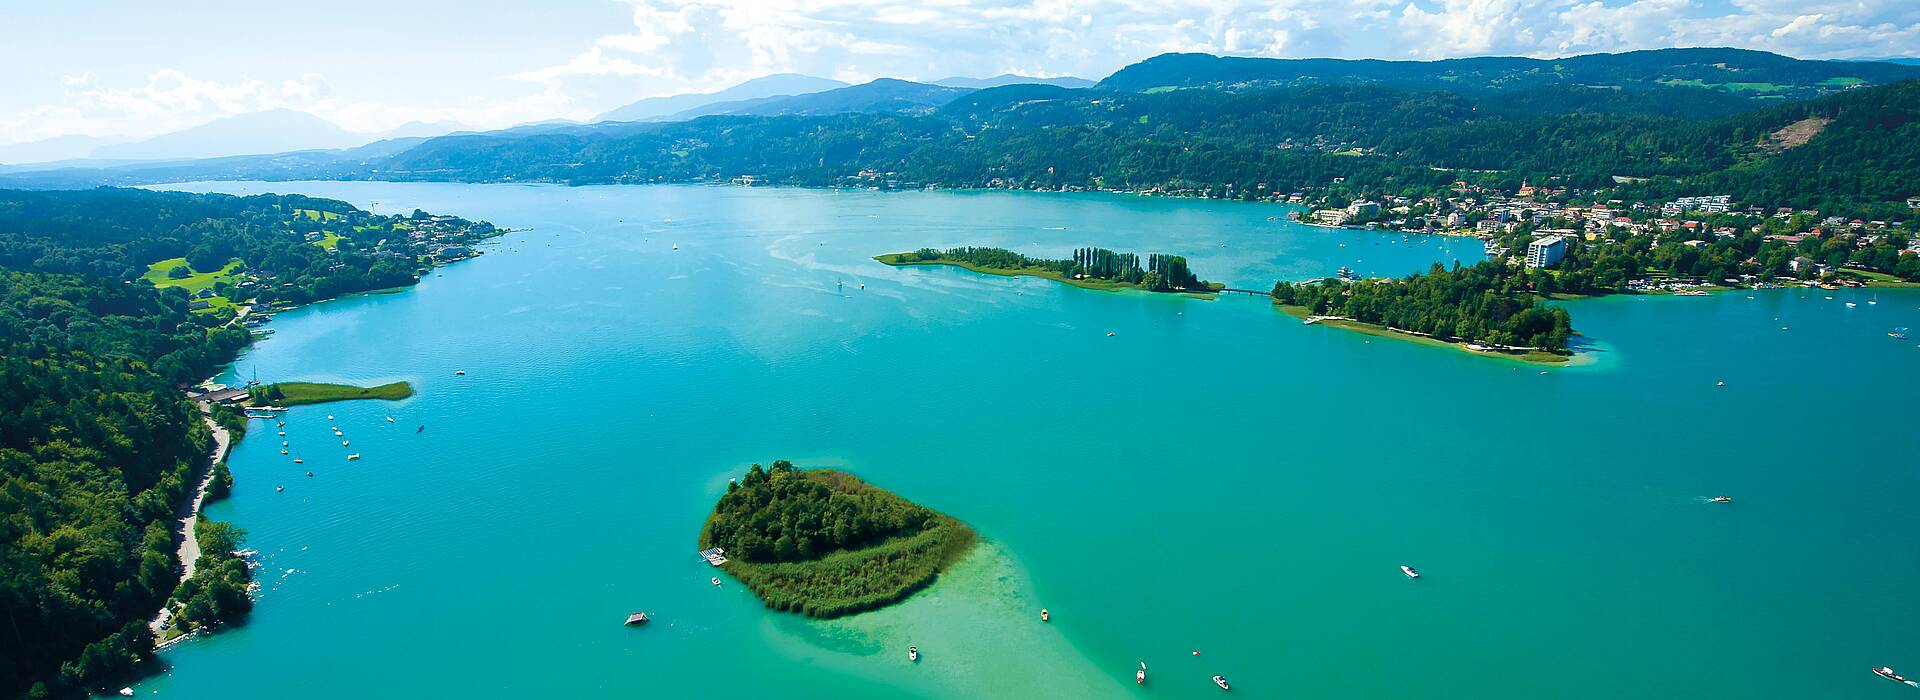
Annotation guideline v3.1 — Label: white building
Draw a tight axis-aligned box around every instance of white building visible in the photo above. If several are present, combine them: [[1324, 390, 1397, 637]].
[[1526, 235, 1568, 269]]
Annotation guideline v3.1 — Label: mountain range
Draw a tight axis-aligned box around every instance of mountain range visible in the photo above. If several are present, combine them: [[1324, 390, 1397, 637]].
[[0, 110, 474, 166], [5, 48, 1918, 218]]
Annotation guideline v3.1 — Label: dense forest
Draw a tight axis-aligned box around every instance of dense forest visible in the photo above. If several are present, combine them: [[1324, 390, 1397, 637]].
[[890, 246, 1213, 292], [0, 188, 497, 307], [0, 188, 492, 697], [700, 462, 975, 618], [0, 271, 245, 696], [1273, 262, 1575, 352]]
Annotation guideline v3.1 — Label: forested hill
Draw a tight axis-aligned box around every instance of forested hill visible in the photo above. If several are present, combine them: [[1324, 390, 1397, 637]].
[[0, 188, 493, 697], [1097, 48, 1920, 100], [371, 77, 1920, 218]]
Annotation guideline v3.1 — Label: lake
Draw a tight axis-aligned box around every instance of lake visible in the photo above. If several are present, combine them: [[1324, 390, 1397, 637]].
[[140, 182, 1920, 698]]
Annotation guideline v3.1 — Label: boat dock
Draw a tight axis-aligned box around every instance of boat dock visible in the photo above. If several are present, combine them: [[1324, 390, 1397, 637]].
[[700, 547, 728, 566]]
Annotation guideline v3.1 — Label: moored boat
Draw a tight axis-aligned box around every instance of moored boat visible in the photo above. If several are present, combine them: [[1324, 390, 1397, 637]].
[[1040, 608, 1050, 622], [908, 646, 919, 662], [1136, 662, 1146, 684], [1213, 675, 1231, 690], [624, 611, 649, 625], [1401, 565, 1420, 579], [347, 453, 361, 461]]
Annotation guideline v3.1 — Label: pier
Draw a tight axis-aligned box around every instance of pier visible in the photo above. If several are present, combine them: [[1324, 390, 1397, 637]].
[[1213, 287, 1273, 298]]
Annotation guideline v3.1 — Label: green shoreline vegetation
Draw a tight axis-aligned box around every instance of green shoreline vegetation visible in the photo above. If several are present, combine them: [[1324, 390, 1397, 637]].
[[699, 462, 976, 618], [0, 188, 497, 698], [249, 381, 415, 406], [1273, 261, 1575, 362], [877, 246, 1223, 296], [1274, 304, 1572, 365]]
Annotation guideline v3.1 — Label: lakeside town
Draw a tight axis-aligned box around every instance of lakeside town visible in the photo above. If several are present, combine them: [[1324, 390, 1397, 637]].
[[772, 170, 1920, 291]]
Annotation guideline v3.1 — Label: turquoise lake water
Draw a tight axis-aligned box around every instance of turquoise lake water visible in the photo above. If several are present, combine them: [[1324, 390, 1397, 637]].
[[138, 182, 1920, 698]]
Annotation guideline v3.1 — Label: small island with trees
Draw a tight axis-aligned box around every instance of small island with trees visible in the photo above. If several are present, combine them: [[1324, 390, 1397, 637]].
[[877, 246, 1224, 295], [699, 461, 976, 618]]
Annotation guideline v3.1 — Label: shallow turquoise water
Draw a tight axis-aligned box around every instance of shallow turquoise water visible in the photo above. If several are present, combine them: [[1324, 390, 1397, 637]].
[[139, 182, 1920, 698]]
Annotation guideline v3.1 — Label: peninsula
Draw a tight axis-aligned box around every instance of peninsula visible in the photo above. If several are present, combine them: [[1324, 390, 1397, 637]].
[[1272, 262, 1575, 365], [877, 246, 1223, 295], [699, 462, 976, 618], [249, 381, 415, 406]]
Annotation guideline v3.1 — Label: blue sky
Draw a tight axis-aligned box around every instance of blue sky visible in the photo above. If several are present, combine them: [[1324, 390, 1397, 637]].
[[3, 0, 1916, 144]]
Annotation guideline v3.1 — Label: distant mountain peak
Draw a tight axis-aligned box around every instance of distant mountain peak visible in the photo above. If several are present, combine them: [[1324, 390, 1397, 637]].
[[595, 74, 848, 123], [931, 74, 1093, 89]]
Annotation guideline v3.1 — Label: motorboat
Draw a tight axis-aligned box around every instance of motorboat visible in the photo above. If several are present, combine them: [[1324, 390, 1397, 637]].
[[1710, 496, 1733, 504], [1401, 565, 1421, 579], [327, 415, 334, 421], [455, 370, 466, 376], [1136, 662, 1146, 684], [341, 440, 350, 447], [1040, 608, 1050, 622], [908, 646, 919, 662], [118, 688, 133, 697], [1874, 666, 1916, 686], [293, 458, 304, 464], [386, 416, 395, 423], [275, 485, 284, 493], [1213, 675, 1231, 690], [346, 453, 361, 461], [1716, 381, 1726, 387], [280, 449, 288, 455], [711, 577, 722, 586]]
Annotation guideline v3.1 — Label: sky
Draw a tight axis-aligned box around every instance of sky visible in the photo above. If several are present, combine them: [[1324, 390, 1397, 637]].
[[2, 0, 1917, 145]]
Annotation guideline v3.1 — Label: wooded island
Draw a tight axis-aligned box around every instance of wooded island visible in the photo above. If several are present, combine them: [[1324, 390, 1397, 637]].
[[699, 462, 975, 618]]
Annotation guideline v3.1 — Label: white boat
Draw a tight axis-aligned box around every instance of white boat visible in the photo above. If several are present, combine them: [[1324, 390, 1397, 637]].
[[908, 646, 919, 662], [118, 688, 134, 697], [1710, 496, 1733, 503], [386, 415, 395, 423], [341, 440, 350, 446], [327, 415, 334, 421], [1136, 662, 1146, 684], [1401, 565, 1421, 579], [1846, 302, 1858, 308], [1213, 675, 1231, 690], [711, 577, 721, 586], [347, 453, 361, 461], [280, 449, 288, 455]]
